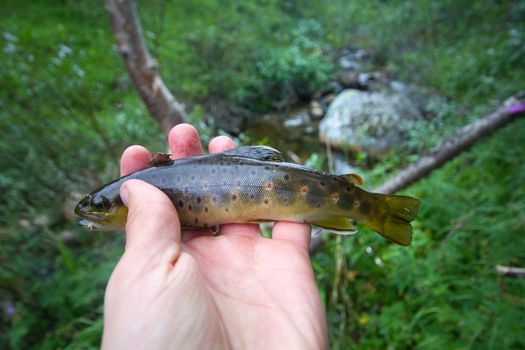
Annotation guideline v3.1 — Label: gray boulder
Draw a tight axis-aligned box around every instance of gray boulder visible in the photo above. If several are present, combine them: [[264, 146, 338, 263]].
[[319, 89, 422, 155]]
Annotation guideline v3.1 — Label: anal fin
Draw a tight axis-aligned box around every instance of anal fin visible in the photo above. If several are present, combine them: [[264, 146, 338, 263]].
[[312, 217, 357, 235]]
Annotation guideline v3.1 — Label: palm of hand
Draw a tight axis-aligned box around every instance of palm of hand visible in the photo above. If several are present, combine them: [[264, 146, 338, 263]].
[[102, 125, 327, 350]]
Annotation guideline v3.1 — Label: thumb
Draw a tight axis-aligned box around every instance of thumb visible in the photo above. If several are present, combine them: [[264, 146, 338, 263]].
[[120, 179, 181, 251]]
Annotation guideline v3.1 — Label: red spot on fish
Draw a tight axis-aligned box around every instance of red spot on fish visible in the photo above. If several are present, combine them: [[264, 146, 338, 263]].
[[331, 193, 339, 202], [301, 186, 309, 194], [264, 182, 273, 190]]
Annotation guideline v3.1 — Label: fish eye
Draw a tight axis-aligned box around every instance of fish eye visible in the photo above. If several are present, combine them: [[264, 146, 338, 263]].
[[91, 196, 111, 211]]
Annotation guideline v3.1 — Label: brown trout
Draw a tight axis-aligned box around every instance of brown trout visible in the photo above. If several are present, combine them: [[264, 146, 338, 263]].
[[75, 146, 420, 245]]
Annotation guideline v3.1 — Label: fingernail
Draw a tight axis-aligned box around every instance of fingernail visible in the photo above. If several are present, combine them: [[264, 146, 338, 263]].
[[120, 186, 129, 206]]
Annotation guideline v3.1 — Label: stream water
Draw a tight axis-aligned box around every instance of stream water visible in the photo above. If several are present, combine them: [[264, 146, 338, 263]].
[[243, 111, 325, 163]]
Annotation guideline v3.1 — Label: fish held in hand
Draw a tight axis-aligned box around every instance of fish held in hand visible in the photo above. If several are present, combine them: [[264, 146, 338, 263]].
[[75, 146, 421, 245]]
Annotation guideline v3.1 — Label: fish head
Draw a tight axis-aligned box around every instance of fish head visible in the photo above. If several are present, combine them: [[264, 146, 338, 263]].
[[74, 182, 127, 231]]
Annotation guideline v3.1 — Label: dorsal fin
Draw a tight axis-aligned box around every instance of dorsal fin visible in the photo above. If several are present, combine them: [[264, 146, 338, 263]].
[[149, 152, 173, 167], [343, 173, 365, 186], [222, 146, 285, 162]]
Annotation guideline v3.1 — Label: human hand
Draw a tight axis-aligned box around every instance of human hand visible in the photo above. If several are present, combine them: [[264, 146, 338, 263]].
[[102, 124, 328, 350]]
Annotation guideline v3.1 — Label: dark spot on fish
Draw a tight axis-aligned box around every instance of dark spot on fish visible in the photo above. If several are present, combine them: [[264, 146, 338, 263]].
[[194, 217, 199, 224], [212, 196, 217, 203], [284, 174, 290, 181], [264, 199, 269, 204], [360, 201, 371, 215], [236, 180, 242, 186], [211, 168, 216, 174], [264, 166, 271, 171], [176, 176, 181, 182], [283, 197, 288, 203], [225, 208, 229, 212], [197, 197, 202, 203], [188, 205, 192, 211], [222, 168, 227, 173], [346, 187, 351, 192], [205, 207, 208, 212], [191, 175, 196, 181], [316, 203, 321, 208], [250, 194, 255, 199], [320, 180, 326, 187], [160, 177, 167, 185], [178, 200, 184, 208], [232, 194, 237, 201], [250, 169, 256, 175]]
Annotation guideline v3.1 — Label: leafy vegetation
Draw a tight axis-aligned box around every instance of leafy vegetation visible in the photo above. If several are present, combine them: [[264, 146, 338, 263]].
[[1, 0, 524, 348]]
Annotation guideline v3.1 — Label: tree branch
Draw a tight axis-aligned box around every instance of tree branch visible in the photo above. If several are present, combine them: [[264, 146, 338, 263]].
[[375, 96, 524, 194], [105, 0, 186, 134], [310, 94, 525, 254], [496, 265, 525, 277]]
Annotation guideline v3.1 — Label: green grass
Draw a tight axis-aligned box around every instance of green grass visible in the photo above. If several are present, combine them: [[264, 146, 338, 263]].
[[1, 0, 524, 348]]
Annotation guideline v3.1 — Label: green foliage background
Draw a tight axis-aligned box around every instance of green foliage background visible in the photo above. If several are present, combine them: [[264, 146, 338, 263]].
[[1, 0, 524, 348]]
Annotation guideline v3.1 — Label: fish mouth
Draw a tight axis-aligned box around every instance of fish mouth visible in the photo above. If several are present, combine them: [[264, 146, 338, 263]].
[[76, 212, 111, 230]]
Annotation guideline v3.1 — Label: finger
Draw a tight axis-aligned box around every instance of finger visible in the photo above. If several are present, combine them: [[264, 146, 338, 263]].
[[120, 179, 181, 251], [168, 123, 204, 159], [272, 221, 311, 250], [181, 229, 211, 243], [120, 145, 150, 176], [220, 223, 261, 238], [208, 135, 235, 154]]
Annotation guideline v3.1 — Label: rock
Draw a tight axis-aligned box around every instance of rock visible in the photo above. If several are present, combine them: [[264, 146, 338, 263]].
[[338, 54, 362, 71], [334, 70, 360, 89], [321, 93, 337, 106], [283, 109, 310, 128], [308, 100, 325, 120], [319, 81, 344, 97], [319, 89, 422, 156], [337, 48, 370, 70], [357, 71, 389, 91], [389, 80, 406, 92]]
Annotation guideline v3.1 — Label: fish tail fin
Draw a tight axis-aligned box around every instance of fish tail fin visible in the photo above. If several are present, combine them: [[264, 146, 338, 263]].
[[364, 194, 421, 246]]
